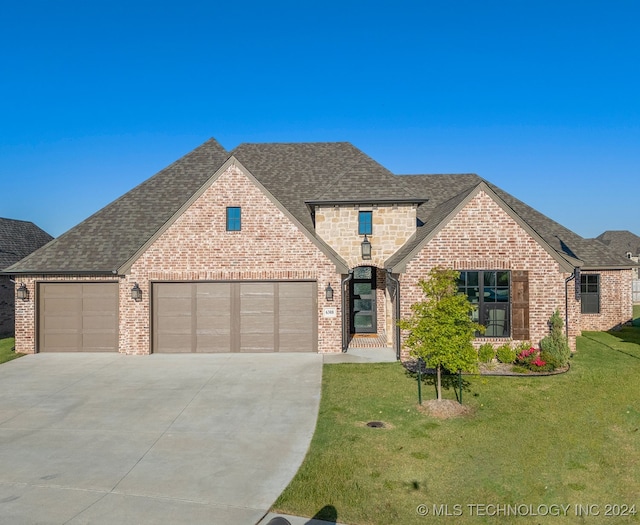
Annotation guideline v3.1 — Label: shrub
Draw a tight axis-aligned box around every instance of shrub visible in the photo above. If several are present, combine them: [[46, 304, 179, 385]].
[[540, 310, 571, 369], [496, 344, 516, 364], [516, 346, 555, 372], [478, 343, 495, 363]]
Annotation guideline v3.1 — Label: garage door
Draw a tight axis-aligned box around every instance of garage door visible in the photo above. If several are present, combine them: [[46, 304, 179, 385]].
[[153, 281, 317, 353], [39, 283, 119, 352]]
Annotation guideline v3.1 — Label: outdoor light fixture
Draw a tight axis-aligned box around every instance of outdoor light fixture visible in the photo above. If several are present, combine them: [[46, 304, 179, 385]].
[[16, 283, 29, 301], [361, 234, 372, 260], [131, 282, 142, 302], [325, 283, 334, 301]]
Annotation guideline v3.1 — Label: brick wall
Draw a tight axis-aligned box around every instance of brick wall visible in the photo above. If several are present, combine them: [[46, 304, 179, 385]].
[[315, 204, 416, 267], [398, 190, 579, 359], [579, 269, 634, 331], [125, 164, 343, 354]]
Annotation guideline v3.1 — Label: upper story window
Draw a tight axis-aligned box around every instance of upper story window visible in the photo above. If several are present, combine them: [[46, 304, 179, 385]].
[[458, 270, 510, 337], [226, 207, 241, 231], [581, 274, 600, 314], [358, 211, 372, 235]]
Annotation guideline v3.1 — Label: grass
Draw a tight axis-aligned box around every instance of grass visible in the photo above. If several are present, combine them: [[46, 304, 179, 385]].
[[0, 337, 23, 364], [273, 329, 640, 524]]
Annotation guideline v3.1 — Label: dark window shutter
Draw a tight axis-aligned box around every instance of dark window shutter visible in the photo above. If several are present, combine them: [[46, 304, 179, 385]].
[[511, 270, 529, 340]]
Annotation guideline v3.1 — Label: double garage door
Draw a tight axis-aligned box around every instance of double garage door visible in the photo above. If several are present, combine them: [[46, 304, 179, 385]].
[[38, 281, 317, 353], [153, 282, 317, 353]]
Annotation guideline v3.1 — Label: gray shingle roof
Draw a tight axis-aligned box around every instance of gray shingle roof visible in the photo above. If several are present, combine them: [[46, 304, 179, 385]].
[[4, 138, 633, 275], [0, 218, 53, 270], [595, 230, 640, 257], [386, 174, 633, 270], [5, 139, 229, 274], [232, 142, 418, 233]]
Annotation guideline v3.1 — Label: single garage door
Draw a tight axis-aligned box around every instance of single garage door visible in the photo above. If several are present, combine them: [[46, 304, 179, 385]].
[[39, 283, 119, 352], [153, 281, 317, 353]]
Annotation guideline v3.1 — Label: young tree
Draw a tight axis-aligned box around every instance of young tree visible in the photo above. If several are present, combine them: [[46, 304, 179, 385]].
[[399, 267, 482, 402]]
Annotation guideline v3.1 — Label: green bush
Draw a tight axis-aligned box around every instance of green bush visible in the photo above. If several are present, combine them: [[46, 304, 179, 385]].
[[496, 343, 516, 364], [478, 343, 495, 363], [540, 310, 571, 369]]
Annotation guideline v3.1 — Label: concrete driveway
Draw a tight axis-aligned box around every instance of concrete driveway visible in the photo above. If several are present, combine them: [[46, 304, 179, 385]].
[[0, 353, 323, 524]]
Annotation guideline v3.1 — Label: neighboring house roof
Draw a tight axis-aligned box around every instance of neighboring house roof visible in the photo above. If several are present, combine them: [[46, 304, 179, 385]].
[[3, 138, 634, 275], [0, 218, 53, 271], [595, 230, 640, 257]]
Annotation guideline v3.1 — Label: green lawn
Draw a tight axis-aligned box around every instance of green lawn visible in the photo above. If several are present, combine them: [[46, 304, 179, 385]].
[[0, 337, 23, 364], [274, 330, 640, 524]]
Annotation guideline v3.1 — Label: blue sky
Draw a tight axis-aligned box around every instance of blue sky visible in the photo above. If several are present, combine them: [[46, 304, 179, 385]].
[[1, 1, 638, 238]]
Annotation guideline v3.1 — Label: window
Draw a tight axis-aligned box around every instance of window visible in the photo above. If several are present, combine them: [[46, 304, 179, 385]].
[[580, 274, 600, 314], [458, 270, 510, 337], [226, 207, 241, 231], [358, 211, 372, 235]]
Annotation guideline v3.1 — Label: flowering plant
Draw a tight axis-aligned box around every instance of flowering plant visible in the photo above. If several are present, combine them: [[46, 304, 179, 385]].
[[516, 347, 547, 370]]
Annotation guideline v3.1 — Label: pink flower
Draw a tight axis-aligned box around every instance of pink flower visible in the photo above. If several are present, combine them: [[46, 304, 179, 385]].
[[532, 357, 546, 367]]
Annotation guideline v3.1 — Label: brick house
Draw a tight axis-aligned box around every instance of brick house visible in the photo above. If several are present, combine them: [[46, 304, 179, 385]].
[[0, 218, 53, 336], [3, 139, 635, 357]]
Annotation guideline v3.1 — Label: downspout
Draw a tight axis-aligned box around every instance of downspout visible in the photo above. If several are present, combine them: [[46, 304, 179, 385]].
[[386, 270, 401, 361], [564, 268, 578, 341], [341, 270, 354, 352]]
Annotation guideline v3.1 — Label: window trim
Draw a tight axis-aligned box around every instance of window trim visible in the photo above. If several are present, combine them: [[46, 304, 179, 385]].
[[226, 206, 241, 231], [580, 273, 600, 314], [458, 270, 511, 338], [358, 210, 372, 235]]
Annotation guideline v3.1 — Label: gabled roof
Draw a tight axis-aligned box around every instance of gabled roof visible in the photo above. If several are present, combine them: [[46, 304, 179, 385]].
[[386, 174, 633, 272], [595, 230, 640, 257], [5, 139, 230, 274], [0, 218, 53, 270]]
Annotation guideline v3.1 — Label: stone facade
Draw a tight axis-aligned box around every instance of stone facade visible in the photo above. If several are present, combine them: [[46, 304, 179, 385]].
[[315, 204, 416, 268], [398, 190, 581, 359]]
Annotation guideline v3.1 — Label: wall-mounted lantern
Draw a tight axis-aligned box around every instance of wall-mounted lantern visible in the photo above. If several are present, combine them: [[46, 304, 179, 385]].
[[325, 283, 334, 301], [16, 283, 29, 301], [361, 234, 372, 260], [131, 282, 143, 302]]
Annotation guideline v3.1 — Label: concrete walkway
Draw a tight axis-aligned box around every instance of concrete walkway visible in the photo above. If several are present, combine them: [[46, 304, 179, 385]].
[[0, 353, 323, 524]]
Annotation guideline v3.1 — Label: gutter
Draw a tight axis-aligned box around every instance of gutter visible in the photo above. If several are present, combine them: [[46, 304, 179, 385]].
[[1, 270, 120, 276], [386, 270, 402, 361], [564, 268, 579, 341], [341, 270, 354, 352]]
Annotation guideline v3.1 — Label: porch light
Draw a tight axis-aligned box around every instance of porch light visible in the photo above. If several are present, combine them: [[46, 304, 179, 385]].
[[325, 283, 334, 301], [361, 234, 372, 260], [16, 283, 29, 301], [131, 283, 142, 302]]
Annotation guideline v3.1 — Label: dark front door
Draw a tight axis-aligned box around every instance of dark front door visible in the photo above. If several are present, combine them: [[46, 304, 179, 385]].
[[350, 266, 376, 333]]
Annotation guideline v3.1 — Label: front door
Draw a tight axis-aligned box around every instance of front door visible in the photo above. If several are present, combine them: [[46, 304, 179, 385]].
[[350, 266, 376, 333]]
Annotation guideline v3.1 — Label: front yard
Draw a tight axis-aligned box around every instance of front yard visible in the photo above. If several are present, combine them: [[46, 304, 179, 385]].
[[0, 337, 21, 364], [273, 328, 640, 524]]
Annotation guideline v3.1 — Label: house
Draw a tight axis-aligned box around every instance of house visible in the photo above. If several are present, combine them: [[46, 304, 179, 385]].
[[3, 139, 635, 357], [0, 218, 53, 336], [595, 230, 640, 279]]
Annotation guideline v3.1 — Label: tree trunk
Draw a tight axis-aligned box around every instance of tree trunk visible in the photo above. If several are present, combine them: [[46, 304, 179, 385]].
[[436, 364, 442, 401]]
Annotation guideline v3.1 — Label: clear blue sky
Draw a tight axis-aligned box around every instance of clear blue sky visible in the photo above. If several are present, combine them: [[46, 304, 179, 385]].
[[1, 1, 638, 239]]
